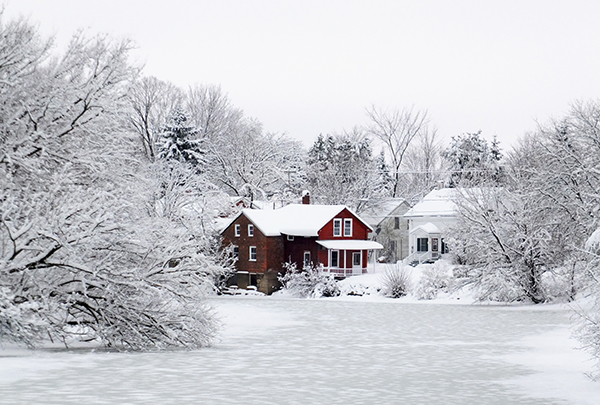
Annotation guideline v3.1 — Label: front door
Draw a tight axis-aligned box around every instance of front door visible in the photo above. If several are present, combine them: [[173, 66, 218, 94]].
[[352, 251, 362, 275]]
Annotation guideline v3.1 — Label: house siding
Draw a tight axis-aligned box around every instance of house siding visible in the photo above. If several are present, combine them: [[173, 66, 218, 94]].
[[318, 208, 370, 240]]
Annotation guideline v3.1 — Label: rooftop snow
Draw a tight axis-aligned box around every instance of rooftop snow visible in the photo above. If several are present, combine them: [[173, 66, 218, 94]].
[[242, 204, 349, 237], [404, 188, 458, 218]]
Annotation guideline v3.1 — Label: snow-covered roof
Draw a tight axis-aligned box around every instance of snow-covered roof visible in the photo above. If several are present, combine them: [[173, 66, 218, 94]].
[[359, 199, 409, 226], [411, 222, 441, 234], [316, 240, 384, 250], [403, 188, 458, 218], [222, 204, 373, 237]]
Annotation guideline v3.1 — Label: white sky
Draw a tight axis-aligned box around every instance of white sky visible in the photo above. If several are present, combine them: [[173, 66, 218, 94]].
[[5, 0, 600, 149]]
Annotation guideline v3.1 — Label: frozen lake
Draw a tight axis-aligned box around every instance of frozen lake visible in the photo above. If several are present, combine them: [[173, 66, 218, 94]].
[[1, 296, 599, 404]]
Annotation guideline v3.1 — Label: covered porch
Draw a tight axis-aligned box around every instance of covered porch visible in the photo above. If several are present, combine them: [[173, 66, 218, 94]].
[[316, 240, 383, 277], [405, 222, 443, 265]]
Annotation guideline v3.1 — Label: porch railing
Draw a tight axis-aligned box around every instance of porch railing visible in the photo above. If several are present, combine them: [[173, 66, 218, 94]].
[[321, 267, 366, 277]]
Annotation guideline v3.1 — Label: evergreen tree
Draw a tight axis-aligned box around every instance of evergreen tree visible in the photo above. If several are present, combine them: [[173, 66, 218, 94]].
[[444, 131, 503, 187], [157, 109, 206, 168]]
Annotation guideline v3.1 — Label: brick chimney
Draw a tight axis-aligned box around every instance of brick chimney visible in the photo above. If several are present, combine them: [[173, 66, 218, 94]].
[[302, 190, 310, 205]]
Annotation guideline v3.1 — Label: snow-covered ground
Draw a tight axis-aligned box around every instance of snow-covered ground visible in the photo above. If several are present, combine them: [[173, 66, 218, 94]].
[[1, 290, 599, 404]]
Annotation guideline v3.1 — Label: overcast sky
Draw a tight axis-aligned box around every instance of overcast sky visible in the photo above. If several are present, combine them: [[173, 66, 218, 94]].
[[6, 0, 600, 150]]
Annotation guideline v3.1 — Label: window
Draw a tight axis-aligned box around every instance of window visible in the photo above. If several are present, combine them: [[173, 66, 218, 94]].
[[303, 251, 311, 267], [234, 224, 240, 237], [233, 245, 239, 258], [394, 217, 400, 229], [287, 235, 294, 241], [249, 246, 257, 261], [352, 252, 361, 266], [390, 240, 396, 252], [248, 224, 254, 237], [432, 238, 439, 252], [343, 218, 352, 237], [417, 238, 429, 252], [333, 219, 342, 237], [330, 250, 339, 267]]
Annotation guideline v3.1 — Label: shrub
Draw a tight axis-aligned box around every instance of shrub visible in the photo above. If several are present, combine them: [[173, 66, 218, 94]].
[[380, 265, 411, 298], [416, 264, 453, 300], [278, 262, 339, 298]]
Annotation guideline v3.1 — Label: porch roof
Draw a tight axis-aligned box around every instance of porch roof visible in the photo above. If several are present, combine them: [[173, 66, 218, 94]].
[[316, 240, 384, 250], [411, 222, 441, 234]]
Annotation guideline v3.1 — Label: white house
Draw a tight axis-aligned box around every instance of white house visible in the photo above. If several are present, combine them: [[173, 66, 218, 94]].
[[403, 188, 458, 265]]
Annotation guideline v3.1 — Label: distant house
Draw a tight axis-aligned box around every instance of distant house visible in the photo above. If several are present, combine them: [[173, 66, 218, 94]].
[[360, 199, 411, 263], [220, 196, 383, 294], [403, 188, 458, 265]]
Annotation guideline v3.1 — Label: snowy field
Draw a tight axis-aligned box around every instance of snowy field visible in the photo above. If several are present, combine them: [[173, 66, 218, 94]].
[[1, 295, 600, 404]]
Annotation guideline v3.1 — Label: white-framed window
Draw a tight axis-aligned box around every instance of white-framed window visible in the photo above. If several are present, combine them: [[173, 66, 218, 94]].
[[394, 217, 400, 229], [303, 251, 311, 267], [333, 219, 342, 237], [234, 224, 240, 237], [248, 224, 254, 237], [287, 235, 294, 241], [330, 250, 339, 267], [233, 245, 239, 258], [344, 218, 353, 237], [249, 246, 257, 261]]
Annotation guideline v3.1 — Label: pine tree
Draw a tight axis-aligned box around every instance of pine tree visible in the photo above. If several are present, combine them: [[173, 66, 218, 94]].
[[157, 109, 206, 168]]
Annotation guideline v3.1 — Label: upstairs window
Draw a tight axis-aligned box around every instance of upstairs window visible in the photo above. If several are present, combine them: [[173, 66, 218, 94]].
[[249, 246, 257, 261], [248, 224, 254, 237], [333, 219, 342, 237], [234, 224, 240, 237], [233, 245, 239, 258], [394, 217, 400, 229], [344, 218, 353, 237]]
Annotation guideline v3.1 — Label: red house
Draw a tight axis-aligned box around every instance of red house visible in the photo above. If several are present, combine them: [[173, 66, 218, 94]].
[[220, 200, 383, 294]]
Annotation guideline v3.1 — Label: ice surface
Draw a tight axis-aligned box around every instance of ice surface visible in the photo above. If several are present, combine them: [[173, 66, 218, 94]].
[[1, 297, 599, 404]]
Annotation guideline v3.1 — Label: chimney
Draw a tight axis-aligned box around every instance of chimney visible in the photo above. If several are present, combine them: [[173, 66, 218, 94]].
[[302, 190, 310, 205]]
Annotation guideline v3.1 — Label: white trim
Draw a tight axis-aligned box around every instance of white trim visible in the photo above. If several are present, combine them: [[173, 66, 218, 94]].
[[330, 249, 340, 267], [333, 218, 342, 237], [249, 246, 257, 261], [316, 240, 384, 250], [343, 218, 353, 237], [234, 224, 241, 237], [303, 251, 311, 267], [248, 224, 254, 237]]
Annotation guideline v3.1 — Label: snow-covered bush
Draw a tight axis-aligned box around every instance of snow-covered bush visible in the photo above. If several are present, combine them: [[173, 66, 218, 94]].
[[574, 229, 600, 379], [380, 264, 411, 298], [415, 263, 453, 300], [278, 263, 340, 298]]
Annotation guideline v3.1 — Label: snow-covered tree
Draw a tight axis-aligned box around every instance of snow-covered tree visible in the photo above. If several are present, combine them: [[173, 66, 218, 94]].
[[399, 126, 446, 203], [0, 16, 231, 350], [444, 131, 503, 187], [365, 106, 430, 197], [306, 131, 388, 212], [128, 76, 184, 161], [157, 109, 206, 168]]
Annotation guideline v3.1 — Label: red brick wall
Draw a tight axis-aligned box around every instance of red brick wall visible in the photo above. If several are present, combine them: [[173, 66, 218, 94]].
[[222, 213, 271, 274]]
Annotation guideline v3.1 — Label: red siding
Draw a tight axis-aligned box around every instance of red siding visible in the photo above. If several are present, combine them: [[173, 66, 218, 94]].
[[318, 208, 370, 240]]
